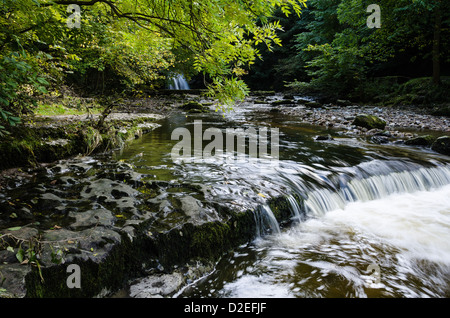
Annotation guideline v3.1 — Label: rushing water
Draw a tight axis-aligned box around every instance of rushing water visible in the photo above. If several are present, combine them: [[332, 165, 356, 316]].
[[168, 74, 190, 90], [112, 97, 450, 298]]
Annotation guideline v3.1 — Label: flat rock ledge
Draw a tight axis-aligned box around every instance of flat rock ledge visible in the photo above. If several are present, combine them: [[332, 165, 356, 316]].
[[0, 159, 295, 298], [0, 113, 163, 171]]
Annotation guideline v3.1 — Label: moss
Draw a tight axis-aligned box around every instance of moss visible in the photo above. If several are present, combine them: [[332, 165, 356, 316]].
[[431, 136, 450, 156], [0, 116, 157, 171], [150, 208, 257, 269], [404, 135, 436, 147], [21, 193, 297, 297], [267, 196, 295, 226], [352, 114, 386, 130]]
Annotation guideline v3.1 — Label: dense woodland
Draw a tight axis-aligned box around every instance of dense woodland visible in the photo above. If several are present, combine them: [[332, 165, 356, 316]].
[[1, 0, 449, 136]]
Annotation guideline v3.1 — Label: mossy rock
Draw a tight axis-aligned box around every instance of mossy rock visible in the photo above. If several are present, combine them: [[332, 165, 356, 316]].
[[431, 105, 450, 117], [179, 101, 209, 113], [305, 101, 322, 108], [352, 114, 386, 130], [431, 136, 450, 156], [404, 135, 436, 147]]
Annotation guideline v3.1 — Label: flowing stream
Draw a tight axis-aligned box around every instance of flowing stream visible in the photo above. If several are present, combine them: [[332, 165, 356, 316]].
[[1, 96, 449, 298], [112, 98, 450, 298]]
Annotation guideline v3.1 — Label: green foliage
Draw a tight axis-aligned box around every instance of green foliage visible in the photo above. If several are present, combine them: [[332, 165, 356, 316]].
[[0, 0, 310, 122], [286, 0, 450, 101]]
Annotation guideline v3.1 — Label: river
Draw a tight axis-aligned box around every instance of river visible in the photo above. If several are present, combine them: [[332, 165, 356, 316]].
[[112, 98, 450, 298]]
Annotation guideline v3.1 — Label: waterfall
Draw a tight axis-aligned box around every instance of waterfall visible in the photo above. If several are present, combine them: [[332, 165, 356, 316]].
[[168, 73, 190, 90], [303, 164, 450, 218], [261, 161, 450, 235], [285, 162, 450, 219], [254, 205, 281, 237]]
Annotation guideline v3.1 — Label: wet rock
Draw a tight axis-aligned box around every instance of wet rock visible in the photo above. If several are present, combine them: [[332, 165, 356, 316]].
[[371, 135, 390, 144], [431, 136, 450, 156], [180, 196, 220, 225], [404, 135, 436, 147], [179, 101, 209, 113], [68, 209, 116, 230], [271, 99, 295, 106], [315, 135, 334, 141], [129, 272, 184, 298], [352, 114, 386, 130], [296, 98, 311, 104], [81, 179, 139, 201], [0, 264, 32, 297], [336, 99, 352, 106], [305, 101, 322, 109]]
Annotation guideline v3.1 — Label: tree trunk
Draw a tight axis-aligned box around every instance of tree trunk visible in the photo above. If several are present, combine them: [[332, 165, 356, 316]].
[[432, 0, 442, 85]]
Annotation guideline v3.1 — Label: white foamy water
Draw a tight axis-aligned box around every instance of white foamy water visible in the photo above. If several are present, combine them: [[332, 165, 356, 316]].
[[214, 185, 450, 298]]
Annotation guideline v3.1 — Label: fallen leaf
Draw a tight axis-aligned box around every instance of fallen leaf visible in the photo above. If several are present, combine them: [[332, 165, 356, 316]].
[[257, 193, 266, 198], [7, 226, 21, 231]]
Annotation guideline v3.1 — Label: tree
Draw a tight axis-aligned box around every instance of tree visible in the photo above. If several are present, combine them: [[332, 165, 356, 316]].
[[41, 0, 309, 108], [288, 0, 450, 100], [0, 0, 309, 130]]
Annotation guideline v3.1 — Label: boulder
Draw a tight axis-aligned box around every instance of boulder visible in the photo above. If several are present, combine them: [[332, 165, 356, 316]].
[[336, 99, 352, 106], [404, 135, 436, 147], [315, 135, 334, 141], [305, 101, 322, 109], [431, 136, 450, 156], [352, 114, 386, 130], [371, 135, 390, 144], [179, 101, 209, 113]]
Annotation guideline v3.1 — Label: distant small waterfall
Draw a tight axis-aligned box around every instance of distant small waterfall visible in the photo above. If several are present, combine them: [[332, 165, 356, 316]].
[[168, 73, 190, 90]]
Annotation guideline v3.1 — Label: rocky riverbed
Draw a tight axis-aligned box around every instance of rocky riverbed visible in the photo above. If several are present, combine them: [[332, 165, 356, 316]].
[[245, 93, 450, 154]]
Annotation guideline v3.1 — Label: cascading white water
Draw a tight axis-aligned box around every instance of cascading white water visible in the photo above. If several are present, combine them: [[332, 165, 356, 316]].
[[168, 73, 190, 90], [187, 164, 450, 297], [302, 164, 450, 218], [254, 205, 281, 236]]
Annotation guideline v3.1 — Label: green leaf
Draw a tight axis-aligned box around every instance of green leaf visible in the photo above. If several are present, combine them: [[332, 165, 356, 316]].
[[7, 246, 14, 253], [16, 248, 24, 263], [7, 226, 22, 231], [36, 77, 49, 85]]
